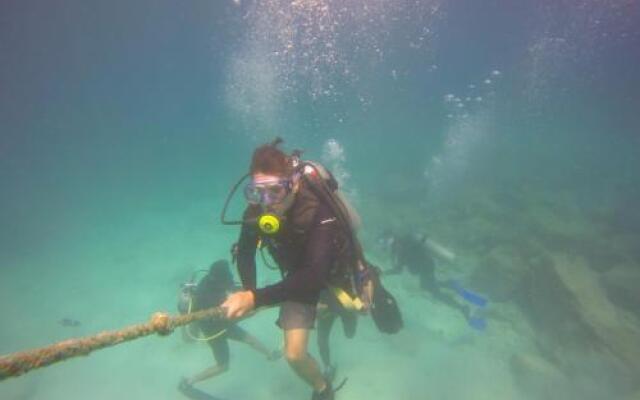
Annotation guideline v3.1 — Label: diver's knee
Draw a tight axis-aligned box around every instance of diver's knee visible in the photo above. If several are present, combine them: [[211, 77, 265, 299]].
[[284, 347, 306, 364]]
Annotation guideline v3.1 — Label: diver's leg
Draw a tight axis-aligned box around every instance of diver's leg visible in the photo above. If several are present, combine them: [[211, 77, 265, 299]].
[[430, 283, 470, 319], [276, 301, 327, 392], [421, 269, 470, 319], [317, 312, 337, 370], [187, 335, 230, 385], [228, 325, 280, 360], [284, 328, 327, 392], [339, 311, 357, 339]]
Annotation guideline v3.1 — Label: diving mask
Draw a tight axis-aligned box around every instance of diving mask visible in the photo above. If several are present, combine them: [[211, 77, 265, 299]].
[[243, 178, 294, 206]]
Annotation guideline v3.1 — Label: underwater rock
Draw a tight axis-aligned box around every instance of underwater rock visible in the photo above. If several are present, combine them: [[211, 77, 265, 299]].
[[468, 245, 528, 302], [520, 252, 640, 393], [518, 253, 592, 349], [601, 265, 640, 318], [550, 253, 640, 371]]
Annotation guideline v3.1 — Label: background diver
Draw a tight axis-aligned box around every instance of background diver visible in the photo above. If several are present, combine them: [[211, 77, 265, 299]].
[[379, 230, 487, 330], [177, 259, 280, 396], [220, 139, 402, 400]]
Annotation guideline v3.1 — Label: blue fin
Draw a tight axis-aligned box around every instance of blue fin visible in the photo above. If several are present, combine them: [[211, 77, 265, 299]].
[[450, 281, 488, 308], [459, 288, 488, 308], [468, 316, 487, 331]]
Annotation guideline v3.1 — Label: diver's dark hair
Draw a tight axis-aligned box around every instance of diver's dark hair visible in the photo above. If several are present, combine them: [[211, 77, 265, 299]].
[[249, 137, 293, 176]]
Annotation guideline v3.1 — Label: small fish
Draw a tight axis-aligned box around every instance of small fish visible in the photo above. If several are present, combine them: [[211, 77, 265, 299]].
[[59, 318, 81, 327]]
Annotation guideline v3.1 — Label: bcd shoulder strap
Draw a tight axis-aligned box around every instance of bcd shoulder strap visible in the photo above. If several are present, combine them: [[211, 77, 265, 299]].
[[300, 161, 403, 334]]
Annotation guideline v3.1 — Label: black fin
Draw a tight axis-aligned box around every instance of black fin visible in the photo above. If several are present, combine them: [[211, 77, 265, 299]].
[[369, 272, 404, 334], [178, 379, 226, 400]]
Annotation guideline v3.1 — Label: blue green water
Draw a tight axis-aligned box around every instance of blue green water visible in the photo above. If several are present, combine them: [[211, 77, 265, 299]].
[[1, 1, 639, 399]]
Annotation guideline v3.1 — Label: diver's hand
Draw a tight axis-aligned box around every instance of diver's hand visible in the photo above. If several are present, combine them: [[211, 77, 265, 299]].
[[222, 291, 255, 319]]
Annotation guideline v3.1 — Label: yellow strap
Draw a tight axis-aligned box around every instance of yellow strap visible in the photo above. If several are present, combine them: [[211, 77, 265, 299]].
[[331, 287, 364, 311], [186, 297, 227, 342]]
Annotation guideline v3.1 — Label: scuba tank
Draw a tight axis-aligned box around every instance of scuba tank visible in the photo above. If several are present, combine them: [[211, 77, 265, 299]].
[[300, 161, 403, 334], [176, 275, 200, 344], [301, 161, 361, 231], [424, 237, 456, 263], [177, 282, 197, 315]]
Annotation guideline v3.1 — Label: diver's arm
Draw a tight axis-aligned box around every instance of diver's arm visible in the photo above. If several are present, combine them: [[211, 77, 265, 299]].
[[252, 209, 338, 308], [236, 221, 259, 290]]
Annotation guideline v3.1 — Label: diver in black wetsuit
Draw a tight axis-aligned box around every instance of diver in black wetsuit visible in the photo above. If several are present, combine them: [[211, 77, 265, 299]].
[[221, 141, 355, 400], [219, 139, 394, 400], [380, 231, 471, 321], [178, 260, 279, 389], [220, 139, 402, 400]]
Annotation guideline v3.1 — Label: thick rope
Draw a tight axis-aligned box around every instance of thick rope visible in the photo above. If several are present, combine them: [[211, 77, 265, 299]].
[[0, 306, 226, 382]]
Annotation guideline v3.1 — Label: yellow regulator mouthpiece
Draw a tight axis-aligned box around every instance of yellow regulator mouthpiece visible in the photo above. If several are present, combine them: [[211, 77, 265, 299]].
[[258, 214, 281, 235]]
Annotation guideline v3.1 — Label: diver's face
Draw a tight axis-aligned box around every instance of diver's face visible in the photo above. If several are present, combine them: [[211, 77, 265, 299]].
[[249, 172, 298, 211]]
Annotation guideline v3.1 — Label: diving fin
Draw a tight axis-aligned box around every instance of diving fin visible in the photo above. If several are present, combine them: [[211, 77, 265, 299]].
[[369, 268, 403, 334], [178, 379, 226, 400], [450, 280, 488, 308], [468, 316, 487, 331]]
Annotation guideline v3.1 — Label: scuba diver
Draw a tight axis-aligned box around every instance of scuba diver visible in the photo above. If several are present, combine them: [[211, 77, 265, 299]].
[[177, 259, 280, 396], [220, 138, 402, 400], [379, 230, 487, 330]]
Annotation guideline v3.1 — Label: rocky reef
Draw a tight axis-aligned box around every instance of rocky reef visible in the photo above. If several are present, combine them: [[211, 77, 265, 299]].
[[368, 180, 640, 399]]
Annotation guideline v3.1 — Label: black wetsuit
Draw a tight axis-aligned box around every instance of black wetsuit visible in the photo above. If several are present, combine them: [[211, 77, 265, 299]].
[[236, 181, 352, 308], [391, 234, 469, 318], [192, 273, 247, 365], [391, 234, 437, 291]]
